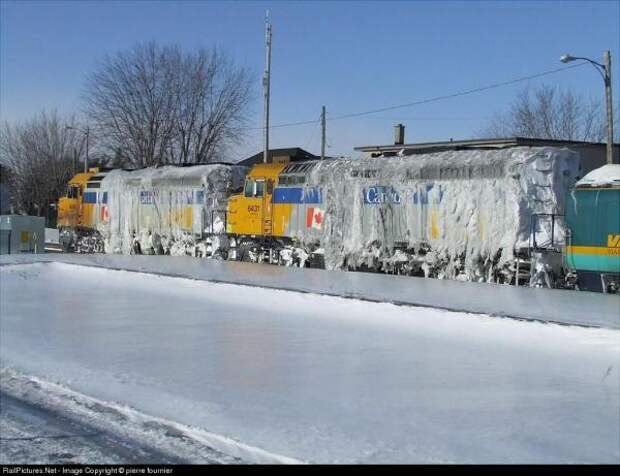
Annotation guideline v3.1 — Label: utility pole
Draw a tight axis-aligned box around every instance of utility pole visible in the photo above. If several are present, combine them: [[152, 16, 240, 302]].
[[263, 12, 272, 164], [85, 125, 90, 172], [321, 106, 326, 160], [603, 50, 614, 165], [561, 50, 615, 164]]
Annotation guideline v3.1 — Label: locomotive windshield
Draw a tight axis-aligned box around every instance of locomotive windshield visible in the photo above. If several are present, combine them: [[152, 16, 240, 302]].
[[244, 179, 265, 198], [255, 180, 264, 197], [67, 185, 80, 199], [244, 180, 253, 197]]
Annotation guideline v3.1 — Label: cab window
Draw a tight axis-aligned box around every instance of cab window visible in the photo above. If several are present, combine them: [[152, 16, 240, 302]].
[[244, 180, 254, 198], [255, 180, 264, 197], [244, 179, 265, 198], [67, 185, 80, 199]]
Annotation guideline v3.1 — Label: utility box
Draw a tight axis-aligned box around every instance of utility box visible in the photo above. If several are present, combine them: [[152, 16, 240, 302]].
[[0, 215, 45, 254]]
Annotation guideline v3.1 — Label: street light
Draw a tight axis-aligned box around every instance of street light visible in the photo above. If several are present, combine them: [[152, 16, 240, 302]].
[[65, 125, 90, 173], [560, 50, 615, 165]]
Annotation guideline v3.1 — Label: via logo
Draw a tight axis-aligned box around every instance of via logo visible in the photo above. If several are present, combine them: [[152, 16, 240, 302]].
[[363, 186, 401, 204], [139, 191, 154, 204], [608, 234, 620, 248]]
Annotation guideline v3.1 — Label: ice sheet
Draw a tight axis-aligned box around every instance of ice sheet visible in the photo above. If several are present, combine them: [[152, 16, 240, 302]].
[[1, 262, 618, 463]]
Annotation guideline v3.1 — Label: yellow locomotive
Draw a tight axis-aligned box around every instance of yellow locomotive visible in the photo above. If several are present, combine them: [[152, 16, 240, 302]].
[[57, 168, 107, 252], [57, 163, 248, 254]]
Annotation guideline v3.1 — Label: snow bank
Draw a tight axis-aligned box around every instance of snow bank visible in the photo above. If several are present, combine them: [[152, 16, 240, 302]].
[[3, 254, 619, 329], [576, 164, 620, 187], [0, 367, 301, 464], [44, 227, 59, 244], [3, 254, 619, 328]]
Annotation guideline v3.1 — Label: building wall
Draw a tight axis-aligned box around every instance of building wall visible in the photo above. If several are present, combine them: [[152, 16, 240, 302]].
[[0, 215, 45, 254], [568, 144, 619, 177]]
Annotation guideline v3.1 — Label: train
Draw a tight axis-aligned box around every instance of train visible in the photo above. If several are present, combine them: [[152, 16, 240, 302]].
[[564, 164, 620, 292], [57, 146, 620, 292]]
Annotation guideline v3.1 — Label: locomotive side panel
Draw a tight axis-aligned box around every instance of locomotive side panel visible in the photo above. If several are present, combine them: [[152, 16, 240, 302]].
[[259, 147, 580, 282], [566, 186, 620, 292], [98, 164, 246, 254]]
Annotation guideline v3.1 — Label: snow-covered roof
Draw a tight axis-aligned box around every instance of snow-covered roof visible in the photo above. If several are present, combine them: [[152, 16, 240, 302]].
[[576, 164, 620, 188], [103, 163, 246, 185]]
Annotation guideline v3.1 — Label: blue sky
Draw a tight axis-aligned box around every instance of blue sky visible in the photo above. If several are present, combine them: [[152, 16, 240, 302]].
[[1, 0, 619, 158]]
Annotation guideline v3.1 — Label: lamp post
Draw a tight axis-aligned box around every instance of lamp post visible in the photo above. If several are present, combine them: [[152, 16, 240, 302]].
[[560, 50, 615, 165], [66, 126, 90, 172]]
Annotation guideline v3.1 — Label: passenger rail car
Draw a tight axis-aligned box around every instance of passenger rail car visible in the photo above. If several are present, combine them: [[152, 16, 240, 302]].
[[565, 164, 620, 293]]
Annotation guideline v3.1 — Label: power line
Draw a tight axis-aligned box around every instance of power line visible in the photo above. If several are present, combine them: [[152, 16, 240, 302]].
[[329, 62, 588, 121], [302, 116, 321, 150], [242, 117, 320, 131], [240, 62, 588, 131]]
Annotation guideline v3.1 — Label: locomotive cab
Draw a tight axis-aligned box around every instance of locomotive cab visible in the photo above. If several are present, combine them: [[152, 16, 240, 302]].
[[58, 173, 90, 228], [57, 168, 104, 252], [227, 163, 286, 237]]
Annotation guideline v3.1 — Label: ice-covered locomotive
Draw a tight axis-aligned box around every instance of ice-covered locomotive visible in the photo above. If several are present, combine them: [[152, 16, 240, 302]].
[[57, 163, 247, 254], [57, 146, 619, 290]]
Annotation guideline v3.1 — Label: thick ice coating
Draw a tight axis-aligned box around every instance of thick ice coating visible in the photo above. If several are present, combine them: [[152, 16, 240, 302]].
[[92, 147, 580, 286], [293, 146, 580, 282], [98, 164, 246, 254]]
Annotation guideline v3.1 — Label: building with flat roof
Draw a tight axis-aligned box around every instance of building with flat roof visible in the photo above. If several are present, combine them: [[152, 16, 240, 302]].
[[355, 126, 619, 174], [239, 148, 320, 166]]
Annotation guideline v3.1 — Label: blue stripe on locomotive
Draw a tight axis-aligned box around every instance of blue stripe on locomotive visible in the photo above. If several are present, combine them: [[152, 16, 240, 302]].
[[84, 191, 107, 204], [273, 187, 322, 204]]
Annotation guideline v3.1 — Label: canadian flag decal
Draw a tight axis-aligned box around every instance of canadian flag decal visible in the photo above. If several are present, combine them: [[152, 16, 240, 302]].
[[101, 205, 110, 222], [306, 207, 324, 230]]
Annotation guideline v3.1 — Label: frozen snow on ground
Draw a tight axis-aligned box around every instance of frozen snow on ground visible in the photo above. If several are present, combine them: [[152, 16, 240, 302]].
[[1, 262, 619, 463], [44, 228, 59, 245], [0, 368, 297, 464], [1, 390, 129, 465]]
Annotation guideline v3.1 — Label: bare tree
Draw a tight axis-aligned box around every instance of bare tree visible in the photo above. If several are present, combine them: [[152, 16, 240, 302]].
[[0, 111, 86, 224], [481, 84, 619, 142], [174, 48, 253, 164], [84, 42, 253, 167]]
